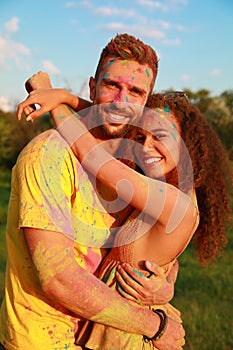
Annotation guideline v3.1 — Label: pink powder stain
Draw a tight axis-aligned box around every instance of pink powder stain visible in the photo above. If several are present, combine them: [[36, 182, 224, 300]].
[[85, 247, 102, 273]]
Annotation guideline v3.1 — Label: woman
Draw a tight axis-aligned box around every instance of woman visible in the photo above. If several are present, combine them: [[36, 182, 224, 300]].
[[20, 92, 232, 349]]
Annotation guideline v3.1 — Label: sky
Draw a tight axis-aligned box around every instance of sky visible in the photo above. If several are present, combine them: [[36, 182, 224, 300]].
[[0, 0, 233, 112]]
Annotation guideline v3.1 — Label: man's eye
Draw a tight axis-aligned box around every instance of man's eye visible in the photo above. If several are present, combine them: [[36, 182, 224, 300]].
[[130, 88, 143, 96], [136, 134, 146, 143], [104, 81, 117, 88]]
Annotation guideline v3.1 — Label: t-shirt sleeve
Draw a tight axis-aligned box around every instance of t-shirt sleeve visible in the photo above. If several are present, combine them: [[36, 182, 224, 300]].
[[17, 132, 76, 239]]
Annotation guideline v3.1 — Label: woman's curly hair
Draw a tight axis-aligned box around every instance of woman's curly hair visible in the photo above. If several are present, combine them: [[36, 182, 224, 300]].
[[121, 93, 233, 264]]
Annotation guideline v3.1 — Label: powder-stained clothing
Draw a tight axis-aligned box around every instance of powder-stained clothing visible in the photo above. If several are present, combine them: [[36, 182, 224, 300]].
[[0, 130, 121, 350], [76, 207, 199, 350]]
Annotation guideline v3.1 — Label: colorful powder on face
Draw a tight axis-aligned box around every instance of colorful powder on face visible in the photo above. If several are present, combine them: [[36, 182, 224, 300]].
[[171, 132, 177, 141], [145, 69, 150, 77], [164, 107, 170, 113], [107, 59, 115, 67]]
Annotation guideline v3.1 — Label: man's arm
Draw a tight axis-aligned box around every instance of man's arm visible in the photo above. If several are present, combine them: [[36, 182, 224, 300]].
[[23, 226, 184, 349]]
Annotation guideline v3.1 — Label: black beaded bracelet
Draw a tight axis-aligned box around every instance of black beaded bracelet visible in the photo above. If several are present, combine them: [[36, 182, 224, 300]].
[[143, 308, 168, 343]]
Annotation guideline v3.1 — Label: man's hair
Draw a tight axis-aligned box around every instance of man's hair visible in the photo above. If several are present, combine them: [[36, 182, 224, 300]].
[[94, 33, 159, 93]]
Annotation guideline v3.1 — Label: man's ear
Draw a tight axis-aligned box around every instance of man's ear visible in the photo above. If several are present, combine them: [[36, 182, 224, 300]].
[[89, 77, 96, 101]]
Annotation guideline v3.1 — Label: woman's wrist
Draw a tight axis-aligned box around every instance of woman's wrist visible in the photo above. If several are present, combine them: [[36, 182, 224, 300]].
[[144, 309, 168, 342]]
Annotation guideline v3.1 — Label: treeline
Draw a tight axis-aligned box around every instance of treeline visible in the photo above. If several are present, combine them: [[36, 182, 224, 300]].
[[0, 88, 232, 170]]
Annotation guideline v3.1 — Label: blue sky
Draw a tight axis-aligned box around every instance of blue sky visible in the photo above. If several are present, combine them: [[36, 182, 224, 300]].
[[0, 0, 233, 112]]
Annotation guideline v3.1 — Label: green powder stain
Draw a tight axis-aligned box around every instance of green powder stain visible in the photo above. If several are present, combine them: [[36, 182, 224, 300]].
[[145, 68, 150, 77], [164, 107, 170, 112], [171, 132, 177, 140]]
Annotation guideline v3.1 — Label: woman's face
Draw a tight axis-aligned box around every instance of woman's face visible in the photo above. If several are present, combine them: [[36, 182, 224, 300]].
[[134, 108, 181, 179]]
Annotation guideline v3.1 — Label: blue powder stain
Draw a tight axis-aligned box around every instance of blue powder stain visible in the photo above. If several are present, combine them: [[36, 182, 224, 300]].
[[126, 96, 129, 102], [107, 59, 115, 66], [146, 69, 150, 77], [159, 188, 164, 192], [133, 269, 143, 277], [103, 73, 109, 79], [164, 107, 170, 112]]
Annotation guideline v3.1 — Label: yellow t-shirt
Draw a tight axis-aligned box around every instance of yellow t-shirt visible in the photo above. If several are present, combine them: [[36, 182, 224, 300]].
[[0, 129, 120, 350]]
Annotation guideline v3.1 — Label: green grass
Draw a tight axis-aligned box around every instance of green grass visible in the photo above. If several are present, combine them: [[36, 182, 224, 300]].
[[173, 237, 233, 350], [0, 170, 232, 349]]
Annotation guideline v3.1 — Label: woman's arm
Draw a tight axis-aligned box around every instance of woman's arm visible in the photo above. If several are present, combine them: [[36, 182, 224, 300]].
[[18, 88, 198, 242], [17, 71, 92, 121], [55, 112, 197, 230]]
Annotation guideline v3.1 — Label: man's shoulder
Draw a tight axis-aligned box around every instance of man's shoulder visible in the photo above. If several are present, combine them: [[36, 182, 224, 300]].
[[17, 129, 74, 163]]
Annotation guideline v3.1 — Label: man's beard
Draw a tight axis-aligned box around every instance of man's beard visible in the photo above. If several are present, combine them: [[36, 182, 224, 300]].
[[100, 122, 133, 138], [94, 102, 139, 139]]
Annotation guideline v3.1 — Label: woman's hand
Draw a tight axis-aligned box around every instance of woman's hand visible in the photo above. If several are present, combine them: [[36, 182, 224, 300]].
[[17, 71, 80, 122], [17, 88, 71, 121], [153, 315, 185, 350], [115, 260, 179, 306]]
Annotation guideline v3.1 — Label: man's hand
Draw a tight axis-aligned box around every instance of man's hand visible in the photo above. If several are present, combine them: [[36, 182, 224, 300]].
[[153, 315, 185, 350], [115, 260, 179, 306]]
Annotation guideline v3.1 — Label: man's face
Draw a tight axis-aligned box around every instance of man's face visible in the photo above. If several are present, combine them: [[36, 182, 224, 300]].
[[89, 58, 154, 138]]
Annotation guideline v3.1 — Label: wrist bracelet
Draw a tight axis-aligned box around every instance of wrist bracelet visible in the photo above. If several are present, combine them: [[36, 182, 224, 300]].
[[143, 308, 168, 343]]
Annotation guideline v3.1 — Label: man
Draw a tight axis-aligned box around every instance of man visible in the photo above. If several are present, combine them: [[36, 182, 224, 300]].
[[0, 34, 184, 350]]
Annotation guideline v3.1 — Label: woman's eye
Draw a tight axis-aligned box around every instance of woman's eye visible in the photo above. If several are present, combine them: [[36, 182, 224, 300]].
[[155, 134, 164, 139]]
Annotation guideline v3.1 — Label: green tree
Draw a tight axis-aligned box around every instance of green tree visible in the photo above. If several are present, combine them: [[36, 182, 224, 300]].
[[0, 110, 52, 169]]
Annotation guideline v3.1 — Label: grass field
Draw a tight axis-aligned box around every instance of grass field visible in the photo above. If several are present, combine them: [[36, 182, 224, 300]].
[[0, 170, 232, 349]]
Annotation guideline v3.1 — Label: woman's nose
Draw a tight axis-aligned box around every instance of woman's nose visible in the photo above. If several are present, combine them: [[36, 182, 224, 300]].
[[143, 135, 154, 150]]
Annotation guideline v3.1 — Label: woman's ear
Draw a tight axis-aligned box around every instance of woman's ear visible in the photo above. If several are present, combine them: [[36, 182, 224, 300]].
[[89, 77, 96, 101]]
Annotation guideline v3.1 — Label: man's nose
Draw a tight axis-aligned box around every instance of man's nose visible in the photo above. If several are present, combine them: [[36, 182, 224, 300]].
[[114, 88, 128, 103]]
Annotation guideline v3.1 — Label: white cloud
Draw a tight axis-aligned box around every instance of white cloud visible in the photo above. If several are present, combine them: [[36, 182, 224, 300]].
[[181, 74, 191, 82], [136, 0, 167, 10], [104, 22, 129, 31], [65, 0, 91, 8], [104, 22, 166, 40], [158, 20, 171, 30], [171, 0, 188, 5], [0, 34, 30, 70], [137, 0, 188, 11], [162, 38, 181, 45], [42, 60, 60, 75], [210, 69, 222, 77], [95, 7, 136, 17], [4, 17, 19, 33], [0, 96, 10, 112]]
